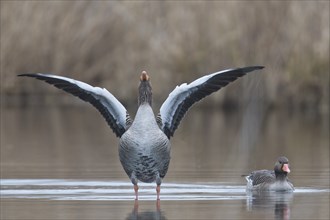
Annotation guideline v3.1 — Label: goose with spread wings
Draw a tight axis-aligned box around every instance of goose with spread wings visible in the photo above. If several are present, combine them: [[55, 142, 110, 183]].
[[19, 66, 263, 200]]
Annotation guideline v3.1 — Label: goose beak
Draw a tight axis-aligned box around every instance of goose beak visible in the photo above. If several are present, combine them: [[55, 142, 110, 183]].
[[282, 164, 290, 173], [140, 71, 149, 81]]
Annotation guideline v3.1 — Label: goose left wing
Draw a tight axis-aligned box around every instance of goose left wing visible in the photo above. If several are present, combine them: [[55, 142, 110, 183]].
[[158, 66, 264, 138], [18, 73, 130, 137], [248, 170, 275, 186]]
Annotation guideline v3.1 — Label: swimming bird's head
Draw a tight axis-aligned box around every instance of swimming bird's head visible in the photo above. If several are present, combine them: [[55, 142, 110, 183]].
[[274, 156, 291, 177]]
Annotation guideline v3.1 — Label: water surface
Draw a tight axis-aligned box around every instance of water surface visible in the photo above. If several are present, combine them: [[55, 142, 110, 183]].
[[1, 106, 329, 219], [1, 179, 329, 220]]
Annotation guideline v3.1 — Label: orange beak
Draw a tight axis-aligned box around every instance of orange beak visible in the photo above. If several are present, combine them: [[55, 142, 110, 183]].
[[282, 164, 290, 173], [140, 71, 149, 81]]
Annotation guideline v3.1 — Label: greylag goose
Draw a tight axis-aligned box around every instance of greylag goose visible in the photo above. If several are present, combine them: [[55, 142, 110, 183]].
[[19, 66, 263, 200], [245, 156, 294, 191]]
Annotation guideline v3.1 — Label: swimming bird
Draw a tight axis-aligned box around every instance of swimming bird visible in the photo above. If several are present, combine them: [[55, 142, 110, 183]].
[[244, 156, 294, 191], [18, 66, 263, 200]]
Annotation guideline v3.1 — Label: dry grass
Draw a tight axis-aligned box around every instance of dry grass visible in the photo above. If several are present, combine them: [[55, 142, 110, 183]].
[[1, 1, 329, 112]]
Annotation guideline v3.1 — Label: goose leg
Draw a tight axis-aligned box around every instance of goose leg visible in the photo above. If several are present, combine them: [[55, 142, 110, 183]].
[[156, 185, 160, 200], [156, 173, 161, 200], [134, 184, 139, 200], [131, 173, 139, 200]]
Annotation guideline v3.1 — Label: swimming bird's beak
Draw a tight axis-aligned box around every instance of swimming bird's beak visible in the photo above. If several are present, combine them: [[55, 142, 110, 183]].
[[282, 164, 290, 173]]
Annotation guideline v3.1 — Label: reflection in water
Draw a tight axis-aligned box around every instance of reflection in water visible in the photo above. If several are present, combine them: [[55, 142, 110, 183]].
[[275, 202, 290, 220], [126, 200, 167, 220], [246, 191, 293, 220], [1, 107, 329, 219]]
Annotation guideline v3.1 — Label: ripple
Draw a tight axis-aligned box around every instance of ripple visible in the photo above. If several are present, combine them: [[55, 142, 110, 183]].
[[1, 179, 328, 201]]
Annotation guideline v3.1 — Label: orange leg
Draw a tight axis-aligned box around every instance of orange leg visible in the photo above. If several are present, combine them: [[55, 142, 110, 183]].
[[134, 184, 139, 200], [156, 185, 160, 200]]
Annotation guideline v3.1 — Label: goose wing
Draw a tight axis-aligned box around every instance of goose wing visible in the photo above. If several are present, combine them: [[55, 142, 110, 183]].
[[18, 73, 130, 137], [158, 66, 264, 138], [247, 170, 275, 186]]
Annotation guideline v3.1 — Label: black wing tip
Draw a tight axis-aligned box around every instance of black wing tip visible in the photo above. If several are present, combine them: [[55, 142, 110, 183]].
[[18, 73, 37, 77], [242, 66, 265, 72], [17, 73, 49, 78], [253, 65, 265, 70], [252, 65, 264, 69], [241, 66, 265, 73], [18, 73, 55, 78]]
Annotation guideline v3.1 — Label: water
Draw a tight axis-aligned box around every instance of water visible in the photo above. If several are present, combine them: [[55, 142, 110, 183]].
[[1, 106, 329, 219], [1, 179, 328, 219]]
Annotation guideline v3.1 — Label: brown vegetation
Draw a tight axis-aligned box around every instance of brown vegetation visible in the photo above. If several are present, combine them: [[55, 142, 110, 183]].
[[1, 1, 329, 112]]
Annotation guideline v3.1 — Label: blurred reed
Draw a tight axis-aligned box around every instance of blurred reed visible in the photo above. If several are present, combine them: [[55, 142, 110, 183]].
[[1, 1, 329, 113]]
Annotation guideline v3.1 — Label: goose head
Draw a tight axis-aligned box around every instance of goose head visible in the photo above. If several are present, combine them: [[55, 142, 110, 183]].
[[274, 156, 291, 180], [138, 71, 152, 106]]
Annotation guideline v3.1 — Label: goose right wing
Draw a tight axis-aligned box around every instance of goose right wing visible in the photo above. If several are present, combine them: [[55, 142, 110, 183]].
[[158, 66, 264, 138]]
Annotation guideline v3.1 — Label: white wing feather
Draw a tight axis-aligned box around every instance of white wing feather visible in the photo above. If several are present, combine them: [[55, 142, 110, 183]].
[[19, 73, 129, 137]]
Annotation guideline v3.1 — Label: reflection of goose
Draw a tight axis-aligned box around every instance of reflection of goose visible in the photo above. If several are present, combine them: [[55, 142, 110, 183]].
[[126, 209, 167, 220], [127, 200, 166, 220], [246, 191, 293, 220], [19, 66, 263, 200], [245, 156, 294, 191]]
